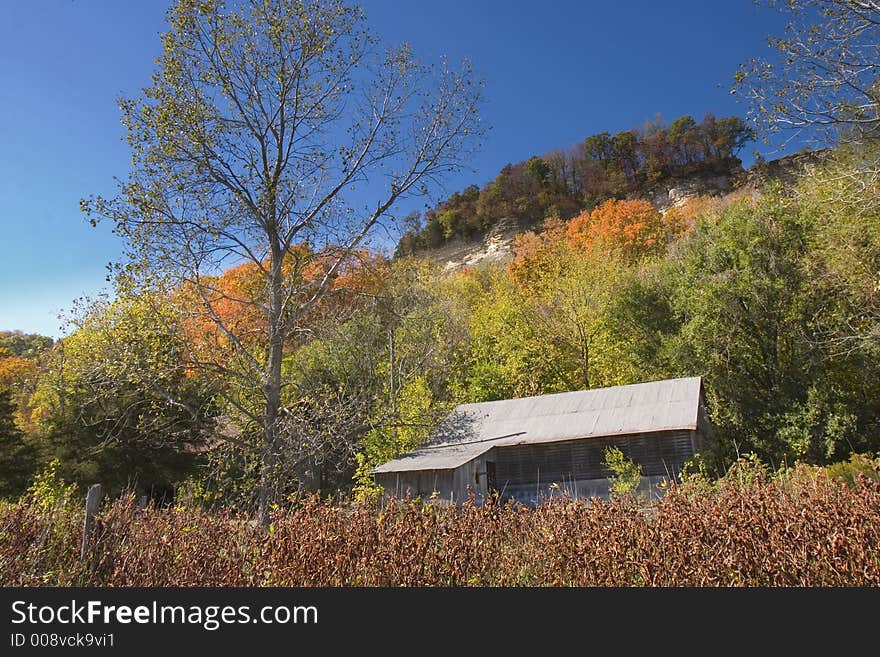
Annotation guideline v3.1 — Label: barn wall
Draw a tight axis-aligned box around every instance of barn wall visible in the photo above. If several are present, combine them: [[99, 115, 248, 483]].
[[493, 430, 698, 505], [452, 454, 483, 502], [375, 451, 496, 505], [463, 449, 498, 499], [375, 429, 705, 506], [374, 469, 456, 504]]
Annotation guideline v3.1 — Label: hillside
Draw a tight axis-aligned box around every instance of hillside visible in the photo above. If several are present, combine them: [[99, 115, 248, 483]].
[[413, 148, 825, 273]]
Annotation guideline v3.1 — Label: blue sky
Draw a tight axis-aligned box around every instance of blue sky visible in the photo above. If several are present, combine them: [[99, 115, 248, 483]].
[[0, 0, 791, 338]]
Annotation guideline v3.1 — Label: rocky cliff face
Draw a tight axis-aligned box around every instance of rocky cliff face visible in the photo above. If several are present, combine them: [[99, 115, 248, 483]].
[[741, 148, 829, 188], [424, 216, 525, 273], [646, 173, 736, 212], [418, 152, 821, 272]]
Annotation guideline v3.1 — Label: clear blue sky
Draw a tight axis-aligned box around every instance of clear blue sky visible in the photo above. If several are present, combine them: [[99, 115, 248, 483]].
[[0, 0, 792, 338]]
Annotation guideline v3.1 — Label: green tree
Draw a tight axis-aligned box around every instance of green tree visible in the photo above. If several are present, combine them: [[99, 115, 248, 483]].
[[342, 259, 476, 496], [524, 246, 638, 391], [82, 0, 483, 524], [0, 387, 36, 499], [0, 331, 54, 359], [525, 155, 550, 186], [640, 117, 673, 181], [611, 129, 640, 187], [29, 288, 217, 496], [797, 145, 880, 359], [664, 195, 809, 464], [459, 269, 540, 401], [710, 116, 753, 160], [604, 445, 642, 497], [660, 191, 875, 466], [354, 375, 435, 498], [668, 115, 698, 165]]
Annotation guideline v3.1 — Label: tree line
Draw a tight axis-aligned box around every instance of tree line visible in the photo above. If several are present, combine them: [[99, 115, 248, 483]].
[[395, 113, 753, 255]]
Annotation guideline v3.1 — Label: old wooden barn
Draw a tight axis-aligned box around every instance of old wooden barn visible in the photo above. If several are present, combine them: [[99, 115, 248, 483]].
[[372, 376, 713, 505]]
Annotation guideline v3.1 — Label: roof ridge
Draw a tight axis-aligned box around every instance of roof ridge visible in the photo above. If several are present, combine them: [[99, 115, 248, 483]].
[[454, 376, 702, 412]]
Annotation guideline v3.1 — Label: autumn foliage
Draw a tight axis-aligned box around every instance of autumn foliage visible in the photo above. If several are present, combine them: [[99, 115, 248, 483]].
[[662, 191, 757, 230], [508, 218, 570, 289], [179, 261, 269, 359], [0, 356, 37, 389], [566, 199, 687, 257], [509, 199, 686, 289], [397, 113, 752, 253], [181, 250, 388, 360]]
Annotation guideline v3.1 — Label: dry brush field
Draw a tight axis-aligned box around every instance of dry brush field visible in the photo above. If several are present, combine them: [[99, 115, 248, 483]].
[[2, 462, 878, 587]]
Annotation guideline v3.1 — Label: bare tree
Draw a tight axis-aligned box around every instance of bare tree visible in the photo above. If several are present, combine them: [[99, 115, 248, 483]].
[[734, 0, 880, 147], [83, 0, 483, 523]]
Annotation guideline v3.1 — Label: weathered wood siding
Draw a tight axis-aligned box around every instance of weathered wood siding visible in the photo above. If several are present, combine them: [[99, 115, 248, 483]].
[[376, 429, 706, 505], [492, 430, 699, 505], [373, 469, 453, 502], [374, 452, 493, 504]]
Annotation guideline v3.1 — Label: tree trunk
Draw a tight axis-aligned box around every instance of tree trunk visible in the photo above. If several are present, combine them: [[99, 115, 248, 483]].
[[582, 342, 590, 390], [257, 231, 285, 527]]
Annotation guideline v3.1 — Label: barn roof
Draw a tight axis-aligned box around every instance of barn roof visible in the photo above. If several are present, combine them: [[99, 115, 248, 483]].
[[372, 376, 704, 474]]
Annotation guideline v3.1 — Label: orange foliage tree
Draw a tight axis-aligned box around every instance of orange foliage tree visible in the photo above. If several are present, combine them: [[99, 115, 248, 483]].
[[178, 260, 270, 363], [566, 198, 686, 258], [663, 190, 757, 231], [508, 218, 569, 289], [0, 356, 40, 431], [0, 356, 37, 390], [180, 250, 389, 366], [510, 199, 687, 290]]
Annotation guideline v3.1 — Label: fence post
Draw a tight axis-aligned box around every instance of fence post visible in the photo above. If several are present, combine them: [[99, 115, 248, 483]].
[[81, 483, 102, 560]]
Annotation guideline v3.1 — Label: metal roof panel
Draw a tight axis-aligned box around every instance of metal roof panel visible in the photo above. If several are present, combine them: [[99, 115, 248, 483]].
[[372, 377, 704, 473]]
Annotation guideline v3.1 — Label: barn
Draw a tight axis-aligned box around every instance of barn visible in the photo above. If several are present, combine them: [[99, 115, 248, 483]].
[[372, 376, 713, 505]]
